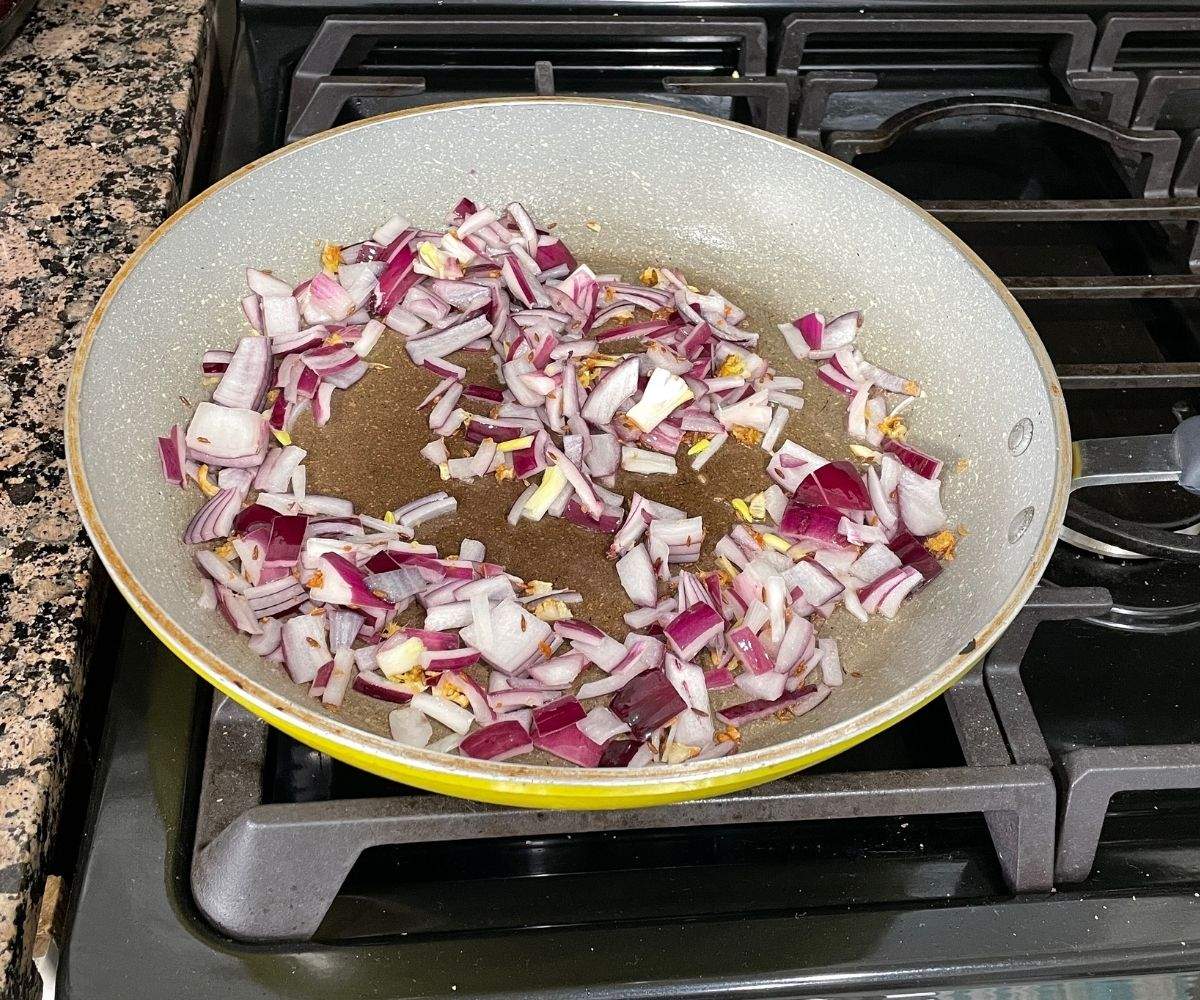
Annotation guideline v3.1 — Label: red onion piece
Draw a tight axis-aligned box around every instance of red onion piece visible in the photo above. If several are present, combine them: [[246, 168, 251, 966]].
[[728, 625, 775, 675], [534, 724, 604, 767], [215, 585, 261, 635], [778, 500, 845, 546], [530, 696, 586, 739], [610, 669, 687, 740], [598, 739, 643, 767], [460, 720, 533, 760], [793, 461, 872, 512], [884, 439, 944, 480], [157, 424, 186, 487], [889, 528, 944, 584], [662, 603, 723, 661], [717, 683, 830, 725]]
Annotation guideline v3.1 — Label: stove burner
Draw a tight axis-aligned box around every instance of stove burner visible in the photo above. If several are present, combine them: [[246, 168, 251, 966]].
[[1044, 543, 1200, 632]]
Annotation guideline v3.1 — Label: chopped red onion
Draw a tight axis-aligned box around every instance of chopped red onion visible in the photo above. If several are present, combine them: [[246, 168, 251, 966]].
[[598, 739, 643, 767], [610, 668, 687, 739], [530, 696, 586, 739], [352, 671, 415, 704], [534, 724, 604, 767], [793, 461, 872, 512], [884, 438, 943, 479], [662, 603, 723, 660], [717, 683, 830, 725], [460, 720, 533, 761]]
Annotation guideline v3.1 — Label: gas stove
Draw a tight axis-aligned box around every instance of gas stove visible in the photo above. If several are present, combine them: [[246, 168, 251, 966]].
[[59, 3, 1200, 997]]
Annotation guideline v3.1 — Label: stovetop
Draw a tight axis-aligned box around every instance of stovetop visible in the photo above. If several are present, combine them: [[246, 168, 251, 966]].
[[58, 2, 1200, 997]]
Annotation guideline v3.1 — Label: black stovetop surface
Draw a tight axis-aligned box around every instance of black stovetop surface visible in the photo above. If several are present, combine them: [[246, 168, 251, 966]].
[[58, 1, 1200, 996]]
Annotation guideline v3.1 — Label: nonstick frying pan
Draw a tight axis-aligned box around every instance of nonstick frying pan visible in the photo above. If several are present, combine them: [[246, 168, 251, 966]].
[[66, 98, 1199, 809]]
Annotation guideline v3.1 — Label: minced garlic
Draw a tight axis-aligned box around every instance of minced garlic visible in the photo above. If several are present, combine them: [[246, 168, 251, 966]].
[[532, 598, 572, 622], [730, 425, 763, 446], [925, 529, 960, 561], [878, 414, 908, 441], [716, 353, 745, 378]]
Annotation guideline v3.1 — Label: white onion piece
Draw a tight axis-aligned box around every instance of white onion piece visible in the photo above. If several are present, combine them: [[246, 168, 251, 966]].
[[616, 544, 658, 607], [762, 405, 789, 452], [461, 600, 550, 674], [261, 295, 300, 337], [353, 319, 386, 358], [410, 692, 475, 734], [186, 402, 267, 465], [621, 446, 677, 475], [389, 706, 434, 747], [246, 267, 292, 297], [197, 578, 217, 610], [691, 432, 727, 471], [323, 648, 356, 707], [581, 357, 639, 425], [818, 638, 843, 687], [578, 706, 631, 744], [735, 670, 786, 701], [850, 542, 902, 585], [897, 468, 948, 536], [625, 367, 694, 432], [281, 615, 329, 684], [866, 464, 898, 532]]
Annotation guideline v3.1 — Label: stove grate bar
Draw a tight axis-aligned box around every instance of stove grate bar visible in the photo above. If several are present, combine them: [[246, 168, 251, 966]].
[[190, 737, 1054, 941], [1057, 745, 1200, 882], [984, 586, 1115, 772], [776, 13, 1098, 96], [285, 16, 773, 142], [1092, 13, 1200, 75], [1005, 274, 1200, 298], [189, 599, 1102, 941], [1055, 363, 1200, 391], [983, 586, 1200, 882]]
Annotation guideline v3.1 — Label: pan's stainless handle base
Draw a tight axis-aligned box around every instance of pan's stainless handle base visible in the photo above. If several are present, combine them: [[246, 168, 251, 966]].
[[1069, 416, 1200, 494], [1064, 417, 1200, 561]]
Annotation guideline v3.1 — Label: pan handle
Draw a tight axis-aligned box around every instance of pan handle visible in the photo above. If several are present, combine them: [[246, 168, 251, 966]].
[[1065, 416, 1200, 561], [1070, 416, 1200, 494]]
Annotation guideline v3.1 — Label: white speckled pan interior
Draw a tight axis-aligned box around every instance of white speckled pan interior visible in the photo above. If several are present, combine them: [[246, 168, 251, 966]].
[[67, 99, 1070, 801]]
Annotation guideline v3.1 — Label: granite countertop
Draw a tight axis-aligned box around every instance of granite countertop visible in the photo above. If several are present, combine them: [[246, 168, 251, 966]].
[[0, 0, 210, 992]]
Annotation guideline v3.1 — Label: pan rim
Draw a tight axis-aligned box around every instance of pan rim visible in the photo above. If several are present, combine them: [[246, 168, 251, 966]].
[[65, 96, 1071, 797]]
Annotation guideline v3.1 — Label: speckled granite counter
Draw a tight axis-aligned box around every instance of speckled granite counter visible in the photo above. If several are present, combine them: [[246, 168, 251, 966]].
[[0, 0, 209, 992]]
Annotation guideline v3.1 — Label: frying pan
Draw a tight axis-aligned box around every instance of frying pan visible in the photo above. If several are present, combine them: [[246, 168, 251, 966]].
[[66, 98, 1196, 809]]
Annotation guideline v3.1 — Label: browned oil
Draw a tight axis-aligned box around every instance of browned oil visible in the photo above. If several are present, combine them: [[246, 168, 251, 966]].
[[292, 264, 878, 753], [295, 290, 849, 638]]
